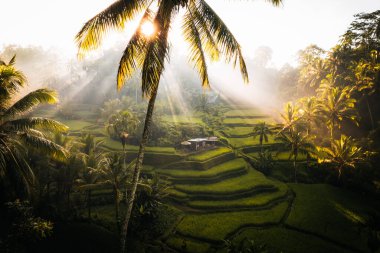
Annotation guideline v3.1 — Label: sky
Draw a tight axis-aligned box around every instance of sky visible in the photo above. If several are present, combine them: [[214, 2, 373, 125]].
[[1, 0, 379, 67]]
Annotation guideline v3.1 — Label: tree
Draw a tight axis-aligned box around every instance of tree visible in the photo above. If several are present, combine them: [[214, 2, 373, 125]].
[[275, 131, 315, 183], [319, 135, 368, 180], [106, 110, 140, 147], [96, 154, 132, 230], [297, 96, 319, 135], [279, 102, 301, 135], [0, 56, 67, 198], [75, 1, 282, 252], [297, 45, 328, 94], [316, 84, 358, 142], [252, 122, 275, 152]]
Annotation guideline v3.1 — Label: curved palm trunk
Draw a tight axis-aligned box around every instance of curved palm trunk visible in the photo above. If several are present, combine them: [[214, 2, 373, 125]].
[[120, 88, 158, 253]]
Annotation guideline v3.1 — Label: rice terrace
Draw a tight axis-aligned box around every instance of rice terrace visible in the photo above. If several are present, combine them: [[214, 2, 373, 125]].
[[1, 1, 380, 253]]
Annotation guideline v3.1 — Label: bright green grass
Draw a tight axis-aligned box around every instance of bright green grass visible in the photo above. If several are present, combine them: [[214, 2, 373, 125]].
[[224, 117, 275, 125], [187, 184, 288, 209], [286, 184, 378, 252], [225, 109, 266, 117], [223, 127, 253, 136], [228, 227, 351, 253], [187, 147, 232, 161], [174, 168, 276, 194], [165, 235, 211, 253], [59, 119, 94, 131], [247, 151, 307, 161], [229, 135, 276, 148], [101, 137, 175, 153], [162, 115, 202, 124], [176, 201, 288, 241], [158, 158, 246, 178]]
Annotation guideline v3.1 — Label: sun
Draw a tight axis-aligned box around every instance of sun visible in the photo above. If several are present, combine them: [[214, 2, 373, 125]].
[[140, 21, 155, 37]]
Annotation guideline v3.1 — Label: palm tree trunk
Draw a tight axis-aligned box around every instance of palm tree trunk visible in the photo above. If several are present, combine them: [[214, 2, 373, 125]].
[[120, 89, 158, 253], [365, 96, 375, 130]]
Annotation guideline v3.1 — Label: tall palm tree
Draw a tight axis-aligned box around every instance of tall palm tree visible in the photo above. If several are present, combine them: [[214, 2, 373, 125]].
[[252, 121, 275, 152], [316, 84, 358, 143], [0, 57, 67, 197], [279, 102, 302, 135], [275, 131, 315, 183], [96, 154, 132, 230], [297, 96, 319, 135], [319, 135, 367, 180], [77, 151, 105, 218], [75, 1, 282, 251]]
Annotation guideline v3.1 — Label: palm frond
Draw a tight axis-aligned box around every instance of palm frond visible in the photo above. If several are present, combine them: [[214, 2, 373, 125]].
[[3, 117, 68, 133], [19, 132, 68, 162], [4, 89, 58, 118], [141, 1, 175, 97], [195, 0, 248, 83], [76, 0, 151, 58], [183, 9, 210, 88], [117, 10, 152, 90]]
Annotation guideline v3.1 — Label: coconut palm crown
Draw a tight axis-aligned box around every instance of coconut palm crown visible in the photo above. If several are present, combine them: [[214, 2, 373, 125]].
[[0, 56, 68, 196]]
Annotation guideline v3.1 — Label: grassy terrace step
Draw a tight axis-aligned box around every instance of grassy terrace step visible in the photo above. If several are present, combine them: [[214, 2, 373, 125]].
[[168, 185, 278, 203], [186, 184, 288, 210], [222, 127, 254, 138], [224, 117, 275, 125], [228, 227, 352, 253], [165, 235, 211, 253], [228, 136, 277, 148], [247, 151, 308, 161], [161, 152, 236, 171], [100, 137, 176, 153], [286, 184, 379, 253], [158, 158, 246, 179], [186, 147, 232, 161], [175, 201, 288, 242], [173, 168, 278, 196]]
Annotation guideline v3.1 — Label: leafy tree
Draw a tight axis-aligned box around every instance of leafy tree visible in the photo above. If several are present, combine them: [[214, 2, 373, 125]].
[[279, 102, 302, 135], [297, 96, 319, 135], [96, 154, 132, 230], [275, 131, 315, 183], [316, 84, 358, 142], [318, 135, 368, 180], [297, 45, 328, 94], [252, 122, 275, 152], [0, 56, 67, 198], [77, 151, 105, 218], [75, 0, 282, 251]]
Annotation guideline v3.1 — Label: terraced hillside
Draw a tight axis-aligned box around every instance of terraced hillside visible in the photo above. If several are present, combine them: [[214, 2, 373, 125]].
[[156, 147, 291, 252], [154, 108, 379, 253], [41, 104, 379, 252]]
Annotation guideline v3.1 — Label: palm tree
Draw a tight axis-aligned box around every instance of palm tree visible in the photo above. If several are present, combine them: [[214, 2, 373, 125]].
[[275, 131, 315, 183], [319, 135, 367, 180], [75, 1, 282, 251], [0, 56, 67, 197], [279, 102, 302, 135], [96, 153, 132, 231], [297, 96, 319, 135], [77, 151, 106, 218], [316, 84, 358, 143], [252, 122, 275, 152]]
